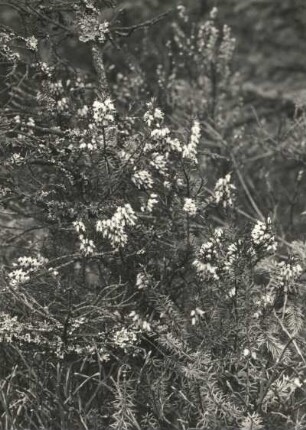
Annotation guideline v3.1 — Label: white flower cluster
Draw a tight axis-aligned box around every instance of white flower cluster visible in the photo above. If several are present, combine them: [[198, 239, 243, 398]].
[[163, 180, 171, 190], [77, 105, 89, 118], [40, 61, 52, 77], [251, 218, 277, 253], [0, 313, 55, 346], [79, 126, 104, 151], [49, 80, 64, 97], [92, 98, 116, 125], [10, 153, 24, 165], [136, 272, 151, 290], [182, 120, 200, 163], [212, 173, 236, 207], [165, 137, 182, 152], [144, 104, 182, 154], [0, 186, 10, 197], [79, 138, 97, 151], [26, 35, 38, 51], [14, 255, 48, 269], [276, 261, 302, 287], [57, 97, 69, 112], [65, 343, 110, 362], [190, 308, 205, 325], [112, 326, 138, 352], [83, 0, 96, 10], [27, 117, 35, 128], [14, 114, 21, 124], [141, 193, 158, 213], [228, 287, 236, 298], [198, 227, 223, 261], [0, 313, 22, 343], [219, 24, 236, 73], [183, 197, 197, 216], [67, 316, 86, 335], [79, 236, 96, 256], [132, 169, 154, 189], [177, 4, 189, 23], [79, 138, 98, 152], [144, 106, 164, 127], [129, 311, 152, 332], [243, 348, 257, 359], [73, 220, 96, 256], [150, 152, 168, 174], [254, 291, 275, 318], [193, 228, 223, 280], [197, 9, 219, 63], [8, 254, 49, 287], [96, 203, 137, 248], [78, 13, 109, 44], [223, 243, 239, 272], [151, 127, 170, 140], [73, 220, 86, 233], [193, 260, 219, 280], [210, 6, 218, 19]]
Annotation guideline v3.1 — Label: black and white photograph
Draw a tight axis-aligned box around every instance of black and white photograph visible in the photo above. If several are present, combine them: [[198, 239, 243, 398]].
[[1, 1, 306, 429]]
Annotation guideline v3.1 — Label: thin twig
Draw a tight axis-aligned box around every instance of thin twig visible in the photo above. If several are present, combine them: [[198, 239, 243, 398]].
[[113, 10, 174, 37]]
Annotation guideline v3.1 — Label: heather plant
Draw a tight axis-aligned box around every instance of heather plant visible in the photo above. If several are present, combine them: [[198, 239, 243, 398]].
[[1, 1, 306, 430]]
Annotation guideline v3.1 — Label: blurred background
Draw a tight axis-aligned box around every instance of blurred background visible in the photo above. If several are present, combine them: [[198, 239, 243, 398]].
[[1, 0, 306, 115]]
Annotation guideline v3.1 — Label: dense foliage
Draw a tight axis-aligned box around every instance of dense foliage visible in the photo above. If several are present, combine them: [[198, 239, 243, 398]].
[[1, 1, 306, 429]]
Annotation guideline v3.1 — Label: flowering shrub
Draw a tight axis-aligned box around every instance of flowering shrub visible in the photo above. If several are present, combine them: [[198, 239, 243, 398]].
[[0, 1, 306, 430]]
